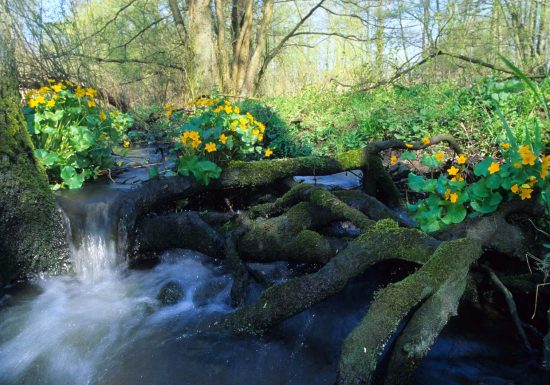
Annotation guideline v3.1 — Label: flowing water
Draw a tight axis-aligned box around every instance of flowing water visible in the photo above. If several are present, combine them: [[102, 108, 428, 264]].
[[0, 179, 549, 385]]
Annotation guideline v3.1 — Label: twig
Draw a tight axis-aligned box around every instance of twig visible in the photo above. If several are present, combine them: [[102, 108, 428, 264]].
[[481, 264, 532, 351]]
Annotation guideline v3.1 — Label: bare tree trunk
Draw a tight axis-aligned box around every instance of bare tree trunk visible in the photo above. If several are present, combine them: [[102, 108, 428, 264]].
[[240, 0, 274, 97], [215, 0, 230, 90], [188, 0, 217, 95]]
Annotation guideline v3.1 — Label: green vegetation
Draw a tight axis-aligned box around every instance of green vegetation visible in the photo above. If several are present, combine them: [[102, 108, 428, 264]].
[[23, 81, 133, 189], [154, 97, 272, 185]]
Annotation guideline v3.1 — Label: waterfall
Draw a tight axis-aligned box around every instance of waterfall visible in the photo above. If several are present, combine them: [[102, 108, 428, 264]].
[[56, 185, 125, 281]]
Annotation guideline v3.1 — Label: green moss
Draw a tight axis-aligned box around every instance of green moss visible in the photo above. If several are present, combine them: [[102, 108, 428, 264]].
[[309, 188, 373, 229], [222, 149, 363, 188], [291, 229, 333, 263], [0, 73, 69, 285]]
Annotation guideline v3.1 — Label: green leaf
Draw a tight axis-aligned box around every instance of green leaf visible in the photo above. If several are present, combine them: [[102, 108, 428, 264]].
[[401, 151, 416, 161], [148, 165, 159, 179], [408, 173, 436, 192], [473, 157, 494, 177], [485, 173, 502, 189], [421, 154, 440, 169], [442, 204, 467, 225], [469, 180, 490, 198], [60, 165, 85, 189]]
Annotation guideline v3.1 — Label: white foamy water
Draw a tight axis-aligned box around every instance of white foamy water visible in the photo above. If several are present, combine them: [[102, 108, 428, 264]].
[[0, 251, 232, 385]]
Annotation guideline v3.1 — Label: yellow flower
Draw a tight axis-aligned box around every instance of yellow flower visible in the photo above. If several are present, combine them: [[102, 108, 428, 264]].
[[258, 134, 264, 141], [449, 193, 458, 203], [390, 155, 398, 165], [214, 106, 223, 113], [28, 99, 38, 108], [421, 137, 430, 145], [405, 143, 413, 149], [518, 145, 531, 155], [99, 111, 107, 121], [239, 117, 248, 125], [520, 188, 532, 200], [85, 88, 97, 98], [513, 162, 521, 169], [65, 80, 74, 86], [521, 152, 536, 166], [88, 100, 96, 108], [219, 134, 228, 144], [541, 168, 548, 180], [510, 184, 519, 193], [500, 142, 510, 150], [224, 105, 232, 114], [252, 129, 260, 136], [191, 139, 201, 149], [435, 152, 444, 162], [165, 110, 173, 117], [123, 141, 130, 148], [47, 78, 55, 83], [487, 162, 500, 174], [47, 99, 56, 108], [205, 142, 217, 152], [447, 166, 460, 176], [51, 83, 64, 93], [39, 86, 50, 95], [265, 148, 273, 157], [258, 122, 266, 132], [457, 154, 467, 165], [35, 95, 45, 104], [165, 103, 172, 110], [451, 173, 464, 182], [234, 106, 240, 114], [75, 86, 85, 98], [246, 112, 253, 120], [444, 189, 451, 200]]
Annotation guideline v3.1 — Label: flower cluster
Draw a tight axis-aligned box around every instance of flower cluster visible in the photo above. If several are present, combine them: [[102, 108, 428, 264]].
[[168, 97, 273, 185], [23, 80, 133, 189]]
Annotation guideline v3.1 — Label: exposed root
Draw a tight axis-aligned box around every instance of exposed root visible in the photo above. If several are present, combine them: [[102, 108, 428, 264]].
[[225, 220, 438, 335], [384, 266, 470, 385], [135, 211, 224, 258], [336, 238, 482, 385], [225, 228, 250, 307], [481, 264, 532, 351]]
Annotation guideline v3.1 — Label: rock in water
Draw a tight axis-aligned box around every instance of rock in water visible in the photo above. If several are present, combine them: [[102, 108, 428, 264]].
[[157, 281, 184, 306]]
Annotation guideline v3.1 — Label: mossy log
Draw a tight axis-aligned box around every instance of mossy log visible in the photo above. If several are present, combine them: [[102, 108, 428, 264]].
[[238, 201, 337, 263], [0, 21, 69, 285], [135, 211, 224, 257], [336, 238, 483, 385], [226, 220, 438, 335], [383, 264, 471, 385]]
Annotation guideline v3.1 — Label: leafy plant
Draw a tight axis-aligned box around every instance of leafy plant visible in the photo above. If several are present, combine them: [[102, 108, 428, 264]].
[[24, 80, 133, 189], [165, 97, 272, 185]]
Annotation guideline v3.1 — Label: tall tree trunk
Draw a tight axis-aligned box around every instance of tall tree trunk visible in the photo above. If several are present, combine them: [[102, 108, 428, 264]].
[[215, 0, 230, 90], [0, 1, 69, 286], [240, 0, 274, 97], [375, 0, 385, 79], [188, 0, 217, 96]]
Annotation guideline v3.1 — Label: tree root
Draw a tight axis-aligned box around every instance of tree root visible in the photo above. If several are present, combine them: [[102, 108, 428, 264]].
[[336, 238, 482, 385], [383, 265, 470, 385], [481, 264, 532, 351], [225, 228, 250, 307], [135, 211, 225, 258], [225, 220, 438, 335]]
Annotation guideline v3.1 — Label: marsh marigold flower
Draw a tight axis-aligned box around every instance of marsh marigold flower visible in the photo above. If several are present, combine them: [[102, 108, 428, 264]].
[[510, 184, 519, 193], [219, 134, 228, 144], [422, 137, 430, 145], [435, 152, 444, 162], [447, 166, 459, 176], [265, 148, 273, 157], [457, 154, 467, 165], [99, 111, 107, 120], [450, 193, 458, 203], [205, 142, 217, 152], [520, 188, 532, 200], [390, 155, 398, 165], [405, 143, 413, 149], [488, 162, 500, 174], [500, 142, 510, 150]]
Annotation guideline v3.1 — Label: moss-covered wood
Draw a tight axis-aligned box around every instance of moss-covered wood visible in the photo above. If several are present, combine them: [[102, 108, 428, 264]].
[[226, 220, 438, 335], [336, 239, 482, 385], [0, 18, 69, 285]]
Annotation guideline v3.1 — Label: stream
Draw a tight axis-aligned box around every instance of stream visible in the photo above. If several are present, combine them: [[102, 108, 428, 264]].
[[0, 164, 549, 385]]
